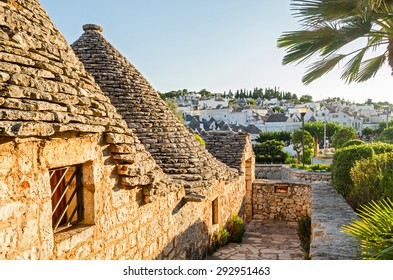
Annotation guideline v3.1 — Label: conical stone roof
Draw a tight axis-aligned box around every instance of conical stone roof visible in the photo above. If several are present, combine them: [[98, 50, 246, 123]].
[[71, 25, 236, 188], [0, 0, 172, 199], [0, 3, 127, 136]]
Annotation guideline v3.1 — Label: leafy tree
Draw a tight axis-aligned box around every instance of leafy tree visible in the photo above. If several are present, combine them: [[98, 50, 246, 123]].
[[277, 0, 393, 85], [299, 94, 313, 103], [292, 129, 314, 164], [198, 89, 212, 97], [304, 121, 343, 146], [377, 127, 393, 144], [332, 127, 357, 149], [362, 126, 375, 141]]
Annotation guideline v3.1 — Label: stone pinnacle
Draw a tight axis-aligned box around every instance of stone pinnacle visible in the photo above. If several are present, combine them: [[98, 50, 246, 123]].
[[83, 24, 103, 33]]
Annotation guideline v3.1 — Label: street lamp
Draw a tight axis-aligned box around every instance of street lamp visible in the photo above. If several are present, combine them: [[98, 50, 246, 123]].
[[298, 107, 308, 167], [323, 116, 327, 156]]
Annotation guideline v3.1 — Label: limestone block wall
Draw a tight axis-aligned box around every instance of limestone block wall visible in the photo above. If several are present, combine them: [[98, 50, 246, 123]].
[[0, 134, 246, 260], [281, 166, 331, 184], [252, 179, 311, 221], [255, 164, 283, 179], [310, 183, 360, 260], [205, 131, 255, 221]]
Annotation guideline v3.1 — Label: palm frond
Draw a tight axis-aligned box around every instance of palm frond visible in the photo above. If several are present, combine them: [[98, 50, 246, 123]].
[[341, 198, 393, 260], [291, 0, 360, 24], [277, 0, 393, 84], [355, 53, 387, 82], [321, 17, 372, 56], [340, 48, 367, 82], [277, 25, 337, 65], [302, 54, 346, 84]]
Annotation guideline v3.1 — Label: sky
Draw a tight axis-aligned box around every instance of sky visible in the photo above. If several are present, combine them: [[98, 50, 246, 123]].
[[39, 0, 393, 104]]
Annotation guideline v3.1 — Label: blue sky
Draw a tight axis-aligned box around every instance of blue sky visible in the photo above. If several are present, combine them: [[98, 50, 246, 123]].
[[40, 0, 393, 103]]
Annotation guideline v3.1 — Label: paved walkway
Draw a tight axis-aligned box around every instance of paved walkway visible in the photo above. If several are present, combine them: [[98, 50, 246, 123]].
[[207, 219, 304, 260]]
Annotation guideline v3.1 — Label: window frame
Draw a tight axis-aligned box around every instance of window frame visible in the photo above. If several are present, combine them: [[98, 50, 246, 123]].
[[49, 164, 84, 232]]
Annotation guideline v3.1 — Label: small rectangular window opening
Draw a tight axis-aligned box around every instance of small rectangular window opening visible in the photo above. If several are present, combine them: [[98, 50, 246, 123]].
[[275, 185, 288, 193], [50, 164, 83, 232], [212, 198, 219, 225]]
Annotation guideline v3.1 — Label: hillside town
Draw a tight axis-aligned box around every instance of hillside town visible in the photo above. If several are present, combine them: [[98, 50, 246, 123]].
[[170, 92, 392, 144]]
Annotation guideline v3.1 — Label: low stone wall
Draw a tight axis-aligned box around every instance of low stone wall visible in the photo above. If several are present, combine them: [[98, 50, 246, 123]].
[[281, 166, 331, 184], [310, 183, 360, 260], [255, 164, 283, 180], [252, 180, 311, 221]]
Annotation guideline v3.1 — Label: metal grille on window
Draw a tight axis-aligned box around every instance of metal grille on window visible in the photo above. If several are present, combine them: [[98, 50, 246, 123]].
[[50, 165, 83, 232]]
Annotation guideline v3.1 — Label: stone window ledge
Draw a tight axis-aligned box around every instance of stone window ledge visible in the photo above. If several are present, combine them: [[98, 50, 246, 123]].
[[54, 224, 95, 255]]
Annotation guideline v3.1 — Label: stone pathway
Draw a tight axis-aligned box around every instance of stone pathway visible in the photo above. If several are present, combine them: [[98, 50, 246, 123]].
[[207, 219, 304, 260]]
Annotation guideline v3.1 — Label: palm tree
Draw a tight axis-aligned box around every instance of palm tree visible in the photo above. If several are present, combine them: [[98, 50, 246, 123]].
[[341, 198, 393, 260], [277, 0, 393, 85]]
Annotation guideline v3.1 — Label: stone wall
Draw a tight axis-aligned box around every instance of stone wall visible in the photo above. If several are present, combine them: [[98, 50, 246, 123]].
[[255, 164, 331, 183], [281, 167, 331, 184], [310, 183, 360, 260], [252, 179, 311, 221], [255, 164, 283, 179], [0, 134, 246, 259], [205, 131, 255, 221]]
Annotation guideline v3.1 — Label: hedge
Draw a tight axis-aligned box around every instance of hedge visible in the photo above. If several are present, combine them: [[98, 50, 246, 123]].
[[331, 142, 393, 198], [341, 139, 365, 148], [349, 152, 393, 210], [254, 140, 289, 164]]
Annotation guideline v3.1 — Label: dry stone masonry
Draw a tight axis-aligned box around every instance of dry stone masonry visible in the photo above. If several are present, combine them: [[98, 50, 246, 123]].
[[252, 180, 311, 221], [206, 131, 254, 172], [255, 164, 283, 180], [253, 164, 360, 259], [0, 0, 254, 260], [310, 182, 360, 260]]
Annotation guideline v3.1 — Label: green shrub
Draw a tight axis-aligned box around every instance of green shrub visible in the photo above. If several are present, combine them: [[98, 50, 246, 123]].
[[193, 134, 205, 146], [290, 163, 331, 172], [219, 227, 230, 246], [342, 139, 365, 148], [331, 143, 393, 198], [255, 131, 292, 145], [348, 152, 393, 210], [297, 215, 311, 260], [285, 156, 297, 164], [309, 163, 331, 172], [254, 140, 289, 164], [226, 215, 246, 243], [342, 199, 393, 260], [210, 227, 230, 254]]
